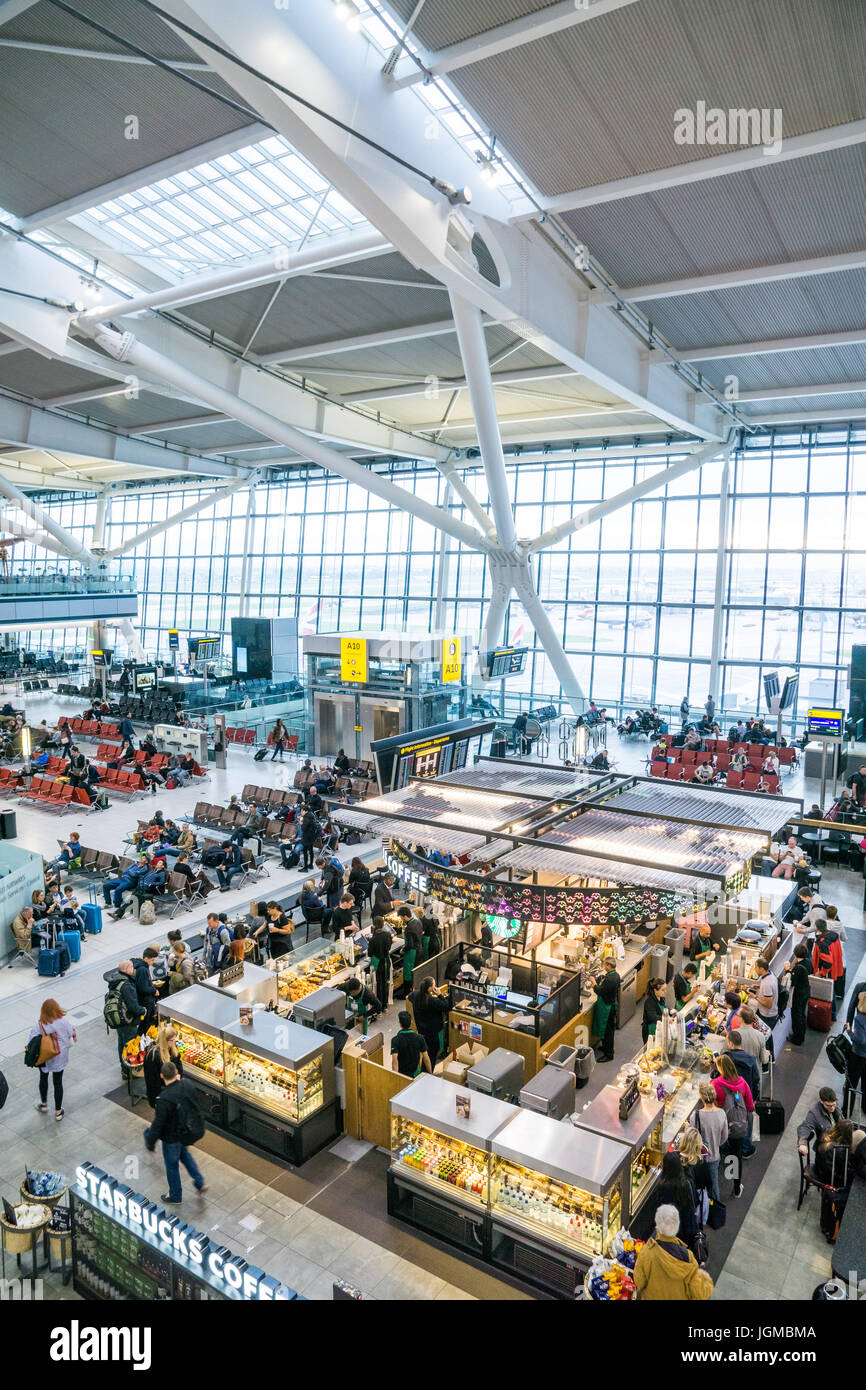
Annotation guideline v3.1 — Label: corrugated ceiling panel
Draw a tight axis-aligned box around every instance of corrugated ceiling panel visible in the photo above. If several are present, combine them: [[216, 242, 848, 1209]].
[[0, 0, 251, 217], [452, 0, 865, 194], [0, 354, 113, 396], [643, 268, 866, 351], [387, 0, 558, 51], [741, 391, 866, 417], [68, 395, 218, 430], [696, 345, 866, 394], [563, 147, 866, 290]]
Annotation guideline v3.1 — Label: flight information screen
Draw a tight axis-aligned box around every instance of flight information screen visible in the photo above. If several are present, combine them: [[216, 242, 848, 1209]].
[[485, 646, 528, 679]]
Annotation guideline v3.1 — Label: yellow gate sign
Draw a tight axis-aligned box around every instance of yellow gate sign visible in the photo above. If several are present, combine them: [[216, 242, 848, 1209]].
[[341, 637, 367, 682], [442, 637, 461, 684]]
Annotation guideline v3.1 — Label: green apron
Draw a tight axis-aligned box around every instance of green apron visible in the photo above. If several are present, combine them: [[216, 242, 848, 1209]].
[[593, 995, 615, 1040], [402, 948, 417, 990], [348, 990, 372, 1036]]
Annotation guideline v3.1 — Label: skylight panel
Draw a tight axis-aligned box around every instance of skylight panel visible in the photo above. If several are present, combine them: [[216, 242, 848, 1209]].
[[237, 216, 278, 246], [280, 155, 327, 192], [104, 220, 151, 249], [260, 136, 289, 157], [216, 154, 243, 174], [237, 144, 267, 164], [255, 164, 305, 200], [235, 170, 283, 206], [175, 192, 220, 225], [213, 179, 260, 213], [194, 185, 244, 220]]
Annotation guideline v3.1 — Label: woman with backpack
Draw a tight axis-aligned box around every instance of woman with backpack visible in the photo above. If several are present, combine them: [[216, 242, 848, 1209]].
[[648, 1151, 700, 1250], [811, 917, 844, 1020], [712, 1054, 754, 1198], [143, 1024, 184, 1107], [695, 1082, 728, 1202], [843, 990, 866, 1118], [28, 998, 76, 1121], [167, 938, 196, 993]]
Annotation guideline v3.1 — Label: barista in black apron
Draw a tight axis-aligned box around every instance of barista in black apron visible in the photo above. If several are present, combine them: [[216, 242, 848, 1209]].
[[367, 917, 393, 1010]]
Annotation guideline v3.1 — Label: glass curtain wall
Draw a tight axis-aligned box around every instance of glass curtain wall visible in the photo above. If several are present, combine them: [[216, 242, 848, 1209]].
[[12, 428, 866, 721]]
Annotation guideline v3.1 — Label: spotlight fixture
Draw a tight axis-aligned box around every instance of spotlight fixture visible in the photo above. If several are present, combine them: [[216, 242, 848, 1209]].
[[432, 178, 472, 206], [334, 0, 362, 31]]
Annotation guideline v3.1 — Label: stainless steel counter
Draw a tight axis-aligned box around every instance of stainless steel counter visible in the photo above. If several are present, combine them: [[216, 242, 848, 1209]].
[[573, 1085, 665, 1153], [492, 1107, 631, 1194], [392, 1074, 516, 1149]]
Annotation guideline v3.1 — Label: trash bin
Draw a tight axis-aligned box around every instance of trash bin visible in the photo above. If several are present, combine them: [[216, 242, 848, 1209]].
[[573, 1045, 596, 1089], [0, 808, 16, 839]]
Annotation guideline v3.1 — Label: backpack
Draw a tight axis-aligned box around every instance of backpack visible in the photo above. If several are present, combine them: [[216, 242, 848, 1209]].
[[813, 934, 835, 978], [776, 982, 789, 1017], [721, 1084, 749, 1139], [201, 847, 224, 867], [139, 899, 156, 926], [0, 1070, 7, 1109], [826, 1031, 852, 1074], [175, 1090, 205, 1147], [103, 978, 134, 1031]]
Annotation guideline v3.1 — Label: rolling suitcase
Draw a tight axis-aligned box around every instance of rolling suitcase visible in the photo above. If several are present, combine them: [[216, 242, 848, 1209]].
[[807, 997, 833, 1033], [58, 929, 81, 963], [81, 902, 103, 934], [38, 946, 68, 977], [755, 1059, 784, 1134]]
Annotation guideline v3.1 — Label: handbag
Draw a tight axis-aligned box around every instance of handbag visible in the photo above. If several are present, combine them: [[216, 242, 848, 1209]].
[[707, 1197, 726, 1230], [36, 1024, 60, 1067], [692, 1226, 710, 1266]]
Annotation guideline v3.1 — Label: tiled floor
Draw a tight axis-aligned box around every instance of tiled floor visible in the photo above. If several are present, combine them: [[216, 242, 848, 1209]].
[[2, 691, 863, 1300]]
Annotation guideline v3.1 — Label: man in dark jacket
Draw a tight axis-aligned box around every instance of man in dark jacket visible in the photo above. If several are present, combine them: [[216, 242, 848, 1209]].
[[104, 858, 148, 917], [797, 1087, 840, 1155], [300, 810, 318, 870], [372, 873, 402, 918], [217, 840, 245, 891], [132, 947, 162, 1028], [114, 960, 148, 1074], [316, 855, 343, 908], [144, 1062, 206, 1203], [367, 916, 394, 1007]]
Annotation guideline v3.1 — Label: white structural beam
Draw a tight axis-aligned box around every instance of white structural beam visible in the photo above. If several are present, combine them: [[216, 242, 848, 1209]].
[[13, 126, 269, 232], [528, 433, 735, 552], [103, 471, 257, 558], [89, 325, 487, 551], [708, 458, 730, 701], [0, 469, 98, 564], [340, 363, 576, 404], [77, 228, 390, 323], [436, 460, 495, 540], [117, 616, 146, 663], [0, 340, 28, 357], [523, 120, 866, 218], [678, 328, 866, 362], [620, 249, 866, 302], [0, 509, 71, 559], [736, 379, 866, 402], [389, 0, 640, 87], [512, 560, 585, 709], [450, 291, 517, 552], [256, 318, 469, 364], [0, 393, 254, 479], [133, 413, 229, 434], [156, 0, 727, 442], [0, 236, 451, 463]]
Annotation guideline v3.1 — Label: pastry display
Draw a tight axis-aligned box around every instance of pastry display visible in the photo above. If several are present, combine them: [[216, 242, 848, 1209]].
[[274, 949, 349, 1009]]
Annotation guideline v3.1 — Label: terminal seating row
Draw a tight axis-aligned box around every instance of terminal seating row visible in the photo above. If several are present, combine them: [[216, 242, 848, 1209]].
[[0, 765, 20, 786], [18, 777, 91, 811], [650, 758, 780, 793], [702, 738, 796, 763], [65, 843, 212, 919], [292, 764, 377, 801], [59, 716, 120, 741], [242, 783, 304, 809], [192, 801, 297, 847], [198, 838, 269, 890], [21, 679, 51, 692], [225, 727, 256, 746], [97, 766, 147, 798]]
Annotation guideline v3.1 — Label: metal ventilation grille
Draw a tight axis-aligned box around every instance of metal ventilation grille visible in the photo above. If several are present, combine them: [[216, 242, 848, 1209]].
[[471, 233, 501, 286]]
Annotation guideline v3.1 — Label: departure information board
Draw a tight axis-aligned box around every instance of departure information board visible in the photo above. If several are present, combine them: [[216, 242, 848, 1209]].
[[485, 646, 528, 679], [806, 708, 845, 738]]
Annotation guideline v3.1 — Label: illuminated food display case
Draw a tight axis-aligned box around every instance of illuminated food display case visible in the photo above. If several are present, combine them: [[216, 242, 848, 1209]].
[[571, 1086, 665, 1223], [201, 961, 278, 1008], [388, 1074, 514, 1255], [158, 986, 235, 1122], [222, 1012, 337, 1163], [489, 1108, 631, 1297], [269, 937, 355, 1014], [159, 988, 338, 1164]]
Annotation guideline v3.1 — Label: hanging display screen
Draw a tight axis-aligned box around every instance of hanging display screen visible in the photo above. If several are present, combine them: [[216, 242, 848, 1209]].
[[485, 647, 528, 679]]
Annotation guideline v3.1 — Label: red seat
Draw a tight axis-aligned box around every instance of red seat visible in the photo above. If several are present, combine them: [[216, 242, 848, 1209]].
[[650, 761, 667, 778], [70, 719, 82, 733], [715, 753, 731, 772], [285, 734, 299, 752], [696, 751, 713, 764], [244, 730, 255, 745], [743, 771, 760, 791], [666, 764, 683, 780], [733, 742, 748, 754], [779, 747, 795, 764], [726, 770, 743, 788], [764, 774, 779, 794], [681, 750, 696, 764]]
